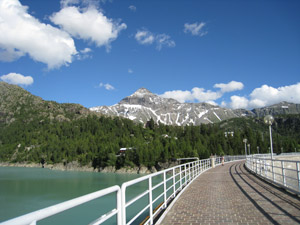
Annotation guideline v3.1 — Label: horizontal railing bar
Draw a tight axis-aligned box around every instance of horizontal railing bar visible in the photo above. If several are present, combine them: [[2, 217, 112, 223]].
[[125, 189, 149, 208], [88, 208, 118, 225], [1, 185, 120, 225], [127, 204, 149, 225], [152, 181, 164, 191]]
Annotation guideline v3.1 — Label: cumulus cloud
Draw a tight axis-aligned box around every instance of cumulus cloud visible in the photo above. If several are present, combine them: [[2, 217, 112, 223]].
[[135, 30, 155, 45], [135, 29, 175, 50], [128, 69, 133, 74], [228, 83, 300, 109], [214, 81, 244, 93], [50, 5, 127, 51], [99, 82, 115, 90], [0, 72, 34, 86], [160, 81, 243, 103], [160, 90, 194, 103], [0, 0, 77, 69], [184, 22, 207, 37], [129, 5, 136, 12]]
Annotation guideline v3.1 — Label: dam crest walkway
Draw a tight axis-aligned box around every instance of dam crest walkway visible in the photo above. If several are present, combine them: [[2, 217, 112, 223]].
[[158, 161, 300, 225]]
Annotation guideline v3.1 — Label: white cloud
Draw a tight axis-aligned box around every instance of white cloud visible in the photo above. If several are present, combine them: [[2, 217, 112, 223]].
[[60, 0, 80, 8], [99, 82, 115, 90], [214, 81, 244, 93], [160, 90, 194, 103], [77, 47, 92, 60], [160, 81, 243, 103], [0, 72, 33, 86], [0, 0, 77, 69], [156, 34, 176, 50], [135, 29, 175, 50], [50, 5, 127, 51], [129, 5, 136, 12], [184, 22, 207, 37], [135, 30, 155, 45], [229, 96, 249, 109], [128, 69, 133, 74], [227, 83, 300, 109]]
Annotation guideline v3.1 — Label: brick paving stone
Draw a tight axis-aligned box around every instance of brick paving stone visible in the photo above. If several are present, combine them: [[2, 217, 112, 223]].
[[158, 161, 300, 225]]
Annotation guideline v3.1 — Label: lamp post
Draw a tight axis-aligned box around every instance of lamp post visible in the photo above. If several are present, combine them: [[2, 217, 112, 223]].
[[247, 144, 251, 155], [243, 138, 247, 157], [264, 115, 274, 160], [264, 115, 275, 182]]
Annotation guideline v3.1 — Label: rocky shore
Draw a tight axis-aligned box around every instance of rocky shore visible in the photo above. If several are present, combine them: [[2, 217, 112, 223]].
[[0, 161, 178, 174]]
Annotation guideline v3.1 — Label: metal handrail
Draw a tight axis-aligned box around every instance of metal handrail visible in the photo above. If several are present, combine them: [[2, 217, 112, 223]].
[[1, 155, 245, 225], [0, 185, 121, 225], [246, 154, 300, 195]]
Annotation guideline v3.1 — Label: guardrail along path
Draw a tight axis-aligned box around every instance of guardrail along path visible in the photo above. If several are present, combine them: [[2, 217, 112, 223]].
[[159, 161, 300, 225]]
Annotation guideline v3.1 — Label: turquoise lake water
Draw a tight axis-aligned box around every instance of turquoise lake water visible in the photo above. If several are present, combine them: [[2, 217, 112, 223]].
[[0, 167, 145, 224]]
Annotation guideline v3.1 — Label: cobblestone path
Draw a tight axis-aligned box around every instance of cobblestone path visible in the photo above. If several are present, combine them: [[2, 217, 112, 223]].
[[158, 161, 300, 225]]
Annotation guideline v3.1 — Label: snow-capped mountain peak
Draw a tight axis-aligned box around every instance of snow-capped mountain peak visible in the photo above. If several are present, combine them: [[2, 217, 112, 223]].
[[130, 88, 153, 97], [90, 88, 244, 125]]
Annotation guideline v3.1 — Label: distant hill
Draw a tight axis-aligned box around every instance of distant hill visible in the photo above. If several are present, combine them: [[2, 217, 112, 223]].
[[0, 81, 91, 125]]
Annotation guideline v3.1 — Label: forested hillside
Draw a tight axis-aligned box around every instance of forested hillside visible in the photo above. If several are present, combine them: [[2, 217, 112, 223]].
[[0, 82, 299, 171], [1, 114, 299, 170]]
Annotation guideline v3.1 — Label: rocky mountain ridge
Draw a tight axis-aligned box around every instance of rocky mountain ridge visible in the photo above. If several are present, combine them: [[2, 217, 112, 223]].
[[1, 82, 299, 127], [90, 88, 300, 126]]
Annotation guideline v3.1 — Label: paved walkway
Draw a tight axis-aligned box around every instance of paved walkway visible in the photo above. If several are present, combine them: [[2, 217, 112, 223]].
[[159, 161, 300, 225]]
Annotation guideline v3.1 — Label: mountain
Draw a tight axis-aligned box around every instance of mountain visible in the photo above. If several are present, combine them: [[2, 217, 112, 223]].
[[90, 88, 300, 126], [90, 88, 246, 125], [251, 102, 300, 117], [0, 82, 91, 125]]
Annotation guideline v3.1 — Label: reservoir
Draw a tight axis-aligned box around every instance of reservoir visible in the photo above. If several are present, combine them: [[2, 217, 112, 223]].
[[0, 167, 142, 224]]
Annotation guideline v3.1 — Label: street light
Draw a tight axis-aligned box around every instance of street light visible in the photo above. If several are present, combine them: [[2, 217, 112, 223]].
[[243, 138, 247, 156], [264, 115, 274, 160], [247, 144, 251, 155]]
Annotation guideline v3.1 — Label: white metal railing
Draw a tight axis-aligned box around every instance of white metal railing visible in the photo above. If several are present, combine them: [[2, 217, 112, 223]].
[[246, 154, 300, 195], [121, 155, 245, 225], [1, 155, 245, 225], [0, 185, 121, 225]]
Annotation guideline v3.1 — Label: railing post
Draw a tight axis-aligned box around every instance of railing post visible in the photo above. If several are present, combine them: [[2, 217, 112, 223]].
[[297, 162, 300, 193], [282, 161, 286, 187], [189, 163, 191, 182], [121, 185, 126, 225], [117, 188, 122, 225], [192, 162, 195, 179], [272, 159, 275, 182], [179, 165, 182, 189], [148, 177, 153, 225], [184, 164, 187, 186], [255, 157, 258, 174], [173, 168, 176, 197], [163, 171, 167, 208]]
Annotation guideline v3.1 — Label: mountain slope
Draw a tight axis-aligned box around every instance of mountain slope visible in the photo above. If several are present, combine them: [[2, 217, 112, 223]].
[[0, 82, 90, 125]]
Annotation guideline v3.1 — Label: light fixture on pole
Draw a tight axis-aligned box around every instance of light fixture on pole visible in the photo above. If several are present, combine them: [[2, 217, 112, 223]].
[[264, 115, 274, 160], [247, 144, 251, 155]]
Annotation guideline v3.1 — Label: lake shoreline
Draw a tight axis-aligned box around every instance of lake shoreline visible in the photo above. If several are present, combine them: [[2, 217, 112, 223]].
[[0, 161, 158, 174]]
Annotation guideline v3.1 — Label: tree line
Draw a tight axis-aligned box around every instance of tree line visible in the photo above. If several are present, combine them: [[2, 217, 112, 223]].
[[0, 114, 299, 170]]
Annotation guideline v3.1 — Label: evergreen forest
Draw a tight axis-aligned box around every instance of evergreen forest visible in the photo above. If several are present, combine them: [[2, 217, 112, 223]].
[[0, 113, 299, 170]]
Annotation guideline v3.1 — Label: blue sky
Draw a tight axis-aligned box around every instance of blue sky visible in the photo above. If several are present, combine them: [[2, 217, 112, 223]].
[[0, 0, 299, 109]]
